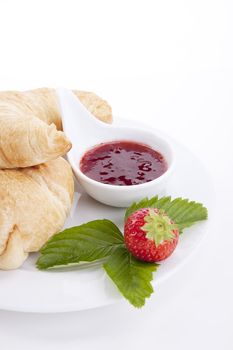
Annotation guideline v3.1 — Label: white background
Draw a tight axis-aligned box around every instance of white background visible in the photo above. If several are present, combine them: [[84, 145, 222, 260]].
[[0, 0, 232, 349]]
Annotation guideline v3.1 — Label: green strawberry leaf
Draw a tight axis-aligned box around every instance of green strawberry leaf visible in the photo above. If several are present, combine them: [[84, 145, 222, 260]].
[[124, 196, 208, 232], [36, 195, 208, 308], [36, 219, 159, 308], [103, 246, 159, 308], [36, 219, 124, 270]]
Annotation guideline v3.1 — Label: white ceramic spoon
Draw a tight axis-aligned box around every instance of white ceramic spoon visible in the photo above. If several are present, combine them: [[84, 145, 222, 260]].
[[56, 88, 175, 207]]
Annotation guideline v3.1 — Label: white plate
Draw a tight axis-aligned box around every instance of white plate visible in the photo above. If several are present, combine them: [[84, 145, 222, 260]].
[[0, 121, 213, 313]]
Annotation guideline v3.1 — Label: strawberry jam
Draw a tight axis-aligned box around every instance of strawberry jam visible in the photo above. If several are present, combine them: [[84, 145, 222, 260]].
[[80, 141, 167, 186]]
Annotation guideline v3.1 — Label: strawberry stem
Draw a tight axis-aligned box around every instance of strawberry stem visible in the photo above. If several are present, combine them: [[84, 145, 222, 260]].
[[141, 209, 177, 246]]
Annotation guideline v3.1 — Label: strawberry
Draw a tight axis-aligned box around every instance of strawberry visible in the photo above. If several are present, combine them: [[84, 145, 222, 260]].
[[124, 208, 179, 262]]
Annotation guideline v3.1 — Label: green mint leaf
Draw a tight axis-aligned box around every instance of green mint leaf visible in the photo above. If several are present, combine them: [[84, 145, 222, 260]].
[[124, 196, 208, 232], [103, 246, 159, 308], [36, 219, 124, 270]]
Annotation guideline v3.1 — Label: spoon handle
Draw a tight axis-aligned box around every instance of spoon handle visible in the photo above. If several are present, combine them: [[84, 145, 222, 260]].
[[56, 88, 109, 144]]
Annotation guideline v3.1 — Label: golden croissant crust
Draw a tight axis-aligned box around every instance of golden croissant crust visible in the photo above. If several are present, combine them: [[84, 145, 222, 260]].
[[0, 157, 74, 270], [25, 88, 113, 129], [0, 88, 112, 169]]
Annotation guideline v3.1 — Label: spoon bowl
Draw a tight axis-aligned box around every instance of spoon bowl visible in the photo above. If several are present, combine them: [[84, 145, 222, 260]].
[[56, 88, 175, 207]]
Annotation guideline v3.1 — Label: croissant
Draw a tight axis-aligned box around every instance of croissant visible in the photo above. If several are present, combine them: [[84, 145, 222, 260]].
[[0, 157, 74, 270], [24, 88, 113, 129], [0, 88, 112, 169]]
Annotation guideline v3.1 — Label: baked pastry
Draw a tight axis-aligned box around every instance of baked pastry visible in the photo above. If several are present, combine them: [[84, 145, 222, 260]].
[[0, 157, 74, 270], [0, 98, 72, 168], [25, 88, 113, 129], [0, 88, 112, 169]]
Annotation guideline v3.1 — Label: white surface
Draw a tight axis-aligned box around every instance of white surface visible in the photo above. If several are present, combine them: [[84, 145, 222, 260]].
[[0, 0, 232, 349], [0, 129, 212, 312], [58, 88, 175, 206]]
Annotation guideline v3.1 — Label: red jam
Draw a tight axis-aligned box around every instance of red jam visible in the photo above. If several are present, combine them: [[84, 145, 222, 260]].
[[80, 141, 167, 186]]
